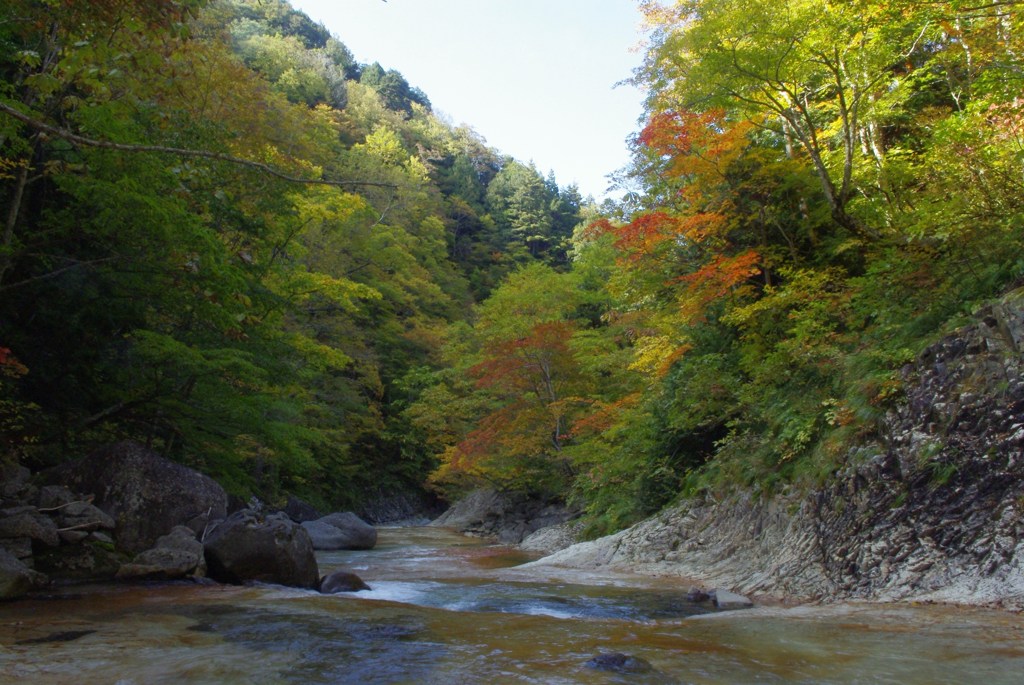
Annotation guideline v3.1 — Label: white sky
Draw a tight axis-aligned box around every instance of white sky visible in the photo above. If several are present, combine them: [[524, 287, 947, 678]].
[[288, 0, 647, 199]]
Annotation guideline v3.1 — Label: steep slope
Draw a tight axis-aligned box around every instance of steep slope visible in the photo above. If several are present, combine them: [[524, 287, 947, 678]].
[[533, 290, 1024, 609]]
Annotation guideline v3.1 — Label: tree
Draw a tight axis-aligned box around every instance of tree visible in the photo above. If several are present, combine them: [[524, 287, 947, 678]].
[[360, 62, 430, 114], [427, 264, 588, 493], [639, 0, 938, 239], [485, 160, 556, 260]]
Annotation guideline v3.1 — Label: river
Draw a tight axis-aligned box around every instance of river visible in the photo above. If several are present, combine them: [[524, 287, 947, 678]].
[[2, 526, 1022, 683]]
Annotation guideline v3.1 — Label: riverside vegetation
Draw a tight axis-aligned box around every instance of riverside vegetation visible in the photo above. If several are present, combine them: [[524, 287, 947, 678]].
[[2, 0, 1024, 605]]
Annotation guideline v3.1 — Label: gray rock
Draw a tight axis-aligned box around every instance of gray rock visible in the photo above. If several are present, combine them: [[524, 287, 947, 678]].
[[711, 588, 753, 610], [0, 536, 32, 561], [432, 488, 576, 544], [45, 441, 227, 554], [32, 538, 125, 581], [358, 491, 444, 524], [203, 510, 319, 589], [36, 485, 76, 510], [0, 548, 47, 599], [520, 520, 583, 554], [302, 512, 377, 551], [0, 510, 59, 547], [320, 570, 371, 593], [57, 501, 115, 532], [585, 652, 654, 674], [1, 463, 31, 500], [89, 531, 114, 545], [58, 530, 90, 544], [117, 526, 205, 580]]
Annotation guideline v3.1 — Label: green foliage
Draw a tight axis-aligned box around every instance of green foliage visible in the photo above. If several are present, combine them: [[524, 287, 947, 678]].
[[0, 0, 589, 512], [359, 62, 431, 114]]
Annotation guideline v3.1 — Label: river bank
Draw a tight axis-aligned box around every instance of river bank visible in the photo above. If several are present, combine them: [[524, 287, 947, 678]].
[[524, 293, 1024, 610]]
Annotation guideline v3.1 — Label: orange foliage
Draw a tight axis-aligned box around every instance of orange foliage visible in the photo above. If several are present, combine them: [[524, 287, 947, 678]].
[[470, 321, 574, 391], [640, 109, 753, 183], [569, 393, 641, 438], [448, 407, 516, 471], [0, 347, 28, 377], [611, 212, 679, 259], [583, 217, 617, 240], [676, 250, 761, 323]]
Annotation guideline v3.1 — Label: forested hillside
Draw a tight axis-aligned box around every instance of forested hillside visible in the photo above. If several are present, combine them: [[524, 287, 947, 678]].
[[0, 0, 582, 509], [2, 0, 1022, 534], [414, 0, 1024, 535]]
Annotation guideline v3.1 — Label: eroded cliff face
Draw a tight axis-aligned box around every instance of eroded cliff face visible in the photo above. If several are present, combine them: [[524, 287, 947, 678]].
[[534, 290, 1024, 609]]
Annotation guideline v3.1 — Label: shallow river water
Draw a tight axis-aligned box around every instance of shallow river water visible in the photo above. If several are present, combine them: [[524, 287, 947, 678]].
[[2, 526, 1023, 684]]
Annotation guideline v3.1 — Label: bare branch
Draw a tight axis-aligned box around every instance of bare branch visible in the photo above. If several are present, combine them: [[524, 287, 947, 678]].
[[0, 256, 119, 292]]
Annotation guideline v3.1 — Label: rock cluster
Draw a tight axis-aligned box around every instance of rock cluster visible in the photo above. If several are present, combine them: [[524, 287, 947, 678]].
[[46, 441, 227, 554], [117, 526, 206, 581], [431, 489, 577, 544], [1, 465, 118, 597], [2, 443, 380, 598]]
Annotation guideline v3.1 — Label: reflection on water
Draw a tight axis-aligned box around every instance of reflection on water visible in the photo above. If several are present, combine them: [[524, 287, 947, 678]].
[[2, 527, 1022, 684]]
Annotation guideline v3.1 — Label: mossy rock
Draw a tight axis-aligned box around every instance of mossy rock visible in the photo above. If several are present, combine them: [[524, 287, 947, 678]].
[[33, 539, 128, 582]]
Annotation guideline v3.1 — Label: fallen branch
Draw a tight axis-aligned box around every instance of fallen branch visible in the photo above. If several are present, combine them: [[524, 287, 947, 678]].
[[56, 521, 105, 532], [37, 496, 95, 514]]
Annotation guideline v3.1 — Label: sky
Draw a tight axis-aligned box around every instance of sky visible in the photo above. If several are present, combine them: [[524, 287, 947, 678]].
[[288, 0, 648, 200]]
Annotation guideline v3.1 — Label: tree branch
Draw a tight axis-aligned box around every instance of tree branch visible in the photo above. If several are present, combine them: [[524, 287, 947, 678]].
[[0, 256, 119, 292], [0, 101, 397, 189]]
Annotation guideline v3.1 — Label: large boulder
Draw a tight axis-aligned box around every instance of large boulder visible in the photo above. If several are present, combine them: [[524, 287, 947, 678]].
[[45, 441, 227, 554], [0, 548, 47, 599], [117, 526, 206, 581], [203, 510, 319, 589], [301, 512, 377, 551]]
